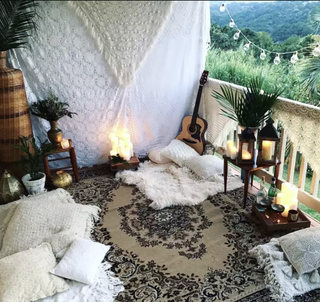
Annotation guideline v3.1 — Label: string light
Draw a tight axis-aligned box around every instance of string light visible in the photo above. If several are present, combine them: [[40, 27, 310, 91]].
[[243, 41, 251, 51], [290, 51, 298, 64], [274, 53, 281, 65], [229, 19, 235, 28], [220, 3, 313, 64], [233, 30, 241, 40], [260, 50, 266, 60], [312, 45, 320, 57]]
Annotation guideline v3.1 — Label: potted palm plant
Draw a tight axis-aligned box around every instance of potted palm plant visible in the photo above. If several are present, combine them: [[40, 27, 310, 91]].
[[0, 1, 38, 173], [15, 136, 56, 194], [30, 91, 77, 144], [212, 76, 284, 130]]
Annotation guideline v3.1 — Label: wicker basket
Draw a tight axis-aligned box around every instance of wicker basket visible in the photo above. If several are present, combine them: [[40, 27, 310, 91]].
[[0, 51, 33, 173]]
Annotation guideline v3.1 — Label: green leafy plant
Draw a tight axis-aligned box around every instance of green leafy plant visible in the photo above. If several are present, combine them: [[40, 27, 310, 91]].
[[0, 0, 38, 51], [110, 154, 130, 166], [30, 91, 77, 121], [14, 136, 56, 180], [212, 76, 284, 127]]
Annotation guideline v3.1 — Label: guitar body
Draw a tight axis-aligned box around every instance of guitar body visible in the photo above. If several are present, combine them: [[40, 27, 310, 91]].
[[176, 116, 207, 154], [176, 70, 209, 155]]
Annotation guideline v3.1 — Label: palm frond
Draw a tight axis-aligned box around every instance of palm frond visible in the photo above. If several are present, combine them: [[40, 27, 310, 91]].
[[212, 76, 284, 127], [299, 56, 320, 97], [0, 0, 38, 51]]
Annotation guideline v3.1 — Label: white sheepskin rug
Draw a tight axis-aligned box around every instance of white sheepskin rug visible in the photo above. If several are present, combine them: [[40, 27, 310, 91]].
[[116, 161, 243, 210]]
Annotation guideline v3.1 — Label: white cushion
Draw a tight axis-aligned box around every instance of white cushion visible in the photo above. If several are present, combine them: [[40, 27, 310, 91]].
[[51, 238, 110, 285], [279, 227, 320, 275], [183, 155, 224, 179], [0, 189, 100, 259], [0, 243, 70, 302], [148, 148, 173, 164], [160, 139, 199, 167]]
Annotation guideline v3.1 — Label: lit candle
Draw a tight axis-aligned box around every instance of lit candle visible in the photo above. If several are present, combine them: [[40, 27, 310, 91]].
[[60, 139, 69, 149], [227, 140, 234, 157], [281, 182, 291, 198], [288, 187, 298, 204], [230, 146, 237, 160], [127, 142, 133, 157], [262, 140, 272, 160], [110, 150, 117, 156], [122, 148, 131, 160], [123, 134, 130, 145], [242, 151, 252, 160], [276, 193, 284, 205], [111, 137, 118, 151]]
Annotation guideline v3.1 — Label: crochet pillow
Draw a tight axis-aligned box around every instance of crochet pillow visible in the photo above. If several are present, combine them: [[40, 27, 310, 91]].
[[148, 148, 173, 164], [0, 243, 70, 302], [160, 139, 199, 167], [183, 155, 224, 179], [0, 189, 100, 259], [279, 227, 320, 275], [51, 238, 110, 285]]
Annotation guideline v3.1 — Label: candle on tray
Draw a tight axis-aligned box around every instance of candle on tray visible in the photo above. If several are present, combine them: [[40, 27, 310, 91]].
[[110, 150, 117, 156], [230, 146, 237, 160], [127, 142, 133, 157], [262, 140, 272, 160], [227, 140, 234, 157], [277, 182, 299, 217], [122, 149, 131, 161]]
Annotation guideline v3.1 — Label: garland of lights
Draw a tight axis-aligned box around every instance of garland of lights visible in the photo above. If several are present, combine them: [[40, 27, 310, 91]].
[[219, 3, 320, 64]]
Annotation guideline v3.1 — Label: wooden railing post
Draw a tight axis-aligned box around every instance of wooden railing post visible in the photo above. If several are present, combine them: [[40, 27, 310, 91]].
[[278, 128, 286, 179], [298, 155, 307, 191], [310, 171, 319, 197], [287, 143, 297, 184]]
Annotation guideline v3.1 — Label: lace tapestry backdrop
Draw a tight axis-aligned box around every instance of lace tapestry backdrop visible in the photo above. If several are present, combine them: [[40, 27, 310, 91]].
[[9, 1, 210, 168]]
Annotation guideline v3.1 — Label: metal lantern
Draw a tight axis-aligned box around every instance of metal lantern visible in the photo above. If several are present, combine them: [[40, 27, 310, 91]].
[[238, 127, 256, 165], [0, 170, 25, 204], [257, 118, 280, 166]]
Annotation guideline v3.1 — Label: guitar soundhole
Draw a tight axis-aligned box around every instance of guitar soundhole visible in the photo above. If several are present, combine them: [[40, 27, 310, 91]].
[[188, 125, 196, 134]]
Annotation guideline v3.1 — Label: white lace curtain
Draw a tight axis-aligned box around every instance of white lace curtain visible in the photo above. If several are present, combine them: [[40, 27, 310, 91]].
[[9, 1, 210, 168]]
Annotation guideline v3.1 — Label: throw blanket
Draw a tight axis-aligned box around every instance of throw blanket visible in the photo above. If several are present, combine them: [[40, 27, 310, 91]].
[[68, 1, 174, 86], [250, 238, 320, 302], [116, 161, 243, 209]]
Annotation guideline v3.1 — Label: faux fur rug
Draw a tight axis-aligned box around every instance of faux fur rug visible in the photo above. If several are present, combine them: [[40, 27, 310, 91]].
[[116, 161, 243, 209]]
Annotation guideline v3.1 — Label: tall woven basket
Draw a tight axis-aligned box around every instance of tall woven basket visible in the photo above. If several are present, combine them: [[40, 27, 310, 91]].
[[0, 51, 33, 176]]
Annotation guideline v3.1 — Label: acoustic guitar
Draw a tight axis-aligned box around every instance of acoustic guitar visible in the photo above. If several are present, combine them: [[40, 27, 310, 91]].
[[176, 70, 208, 155]]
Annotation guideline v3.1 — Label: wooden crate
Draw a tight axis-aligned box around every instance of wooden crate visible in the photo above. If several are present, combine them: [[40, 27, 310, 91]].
[[108, 153, 140, 172]]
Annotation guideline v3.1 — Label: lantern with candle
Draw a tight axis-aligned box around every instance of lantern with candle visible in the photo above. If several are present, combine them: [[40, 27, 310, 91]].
[[238, 127, 255, 165], [257, 118, 280, 166]]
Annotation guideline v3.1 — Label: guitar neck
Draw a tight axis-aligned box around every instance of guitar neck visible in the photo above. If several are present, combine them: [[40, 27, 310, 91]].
[[191, 85, 204, 126]]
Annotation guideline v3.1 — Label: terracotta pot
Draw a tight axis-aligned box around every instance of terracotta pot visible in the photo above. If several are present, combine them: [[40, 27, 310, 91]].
[[47, 121, 63, 144], [0, 51, 33, 173]]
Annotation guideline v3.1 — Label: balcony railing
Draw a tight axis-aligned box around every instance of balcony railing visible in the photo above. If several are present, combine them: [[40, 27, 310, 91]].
[[203, 78, 320, 215]]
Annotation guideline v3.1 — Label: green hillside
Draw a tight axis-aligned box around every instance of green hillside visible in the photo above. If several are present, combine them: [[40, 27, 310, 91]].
[[210, 1, 320, 42]]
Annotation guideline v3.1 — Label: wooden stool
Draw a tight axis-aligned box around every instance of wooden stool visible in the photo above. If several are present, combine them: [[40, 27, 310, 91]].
[[43, 139, 79, 185]]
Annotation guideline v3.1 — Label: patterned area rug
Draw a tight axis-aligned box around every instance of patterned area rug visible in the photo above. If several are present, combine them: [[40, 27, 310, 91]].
[[67, 168, 320, 302]]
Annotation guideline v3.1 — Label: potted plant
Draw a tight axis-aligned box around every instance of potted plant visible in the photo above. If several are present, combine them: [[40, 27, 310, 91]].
[[30, 91, 77, 144], [15, 136, 56, 194], [0, 1, 38, 171], [212, 76, 284, 130]]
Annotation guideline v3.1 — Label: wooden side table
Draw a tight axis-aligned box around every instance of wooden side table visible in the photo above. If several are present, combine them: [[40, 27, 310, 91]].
[[43, 139, 79, 185], [223, 155, 281, 208]]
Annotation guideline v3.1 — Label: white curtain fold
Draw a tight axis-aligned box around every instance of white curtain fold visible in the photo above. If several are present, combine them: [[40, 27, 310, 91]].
[[9, 1, 210, 168]]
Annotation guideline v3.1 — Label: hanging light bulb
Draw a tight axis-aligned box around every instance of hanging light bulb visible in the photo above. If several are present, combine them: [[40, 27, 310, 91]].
[[260, 50, 266, 60], [313, 45, 320, 57], [233, 30, 241, 40], [290, 52, 298, 64], [274, 53, 281, 65], [220, 3, 226, 12], [229, 19, 235, 28], [243, 41, 251, 51]]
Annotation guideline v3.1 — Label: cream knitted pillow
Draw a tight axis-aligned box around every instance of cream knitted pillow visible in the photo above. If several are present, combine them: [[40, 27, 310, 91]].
[[0, 243, 70, 302], [0, 189, 100, 259]]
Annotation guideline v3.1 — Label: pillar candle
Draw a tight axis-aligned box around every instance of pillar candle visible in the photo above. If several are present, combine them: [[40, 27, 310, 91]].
[[276, 193, 284, 205], [110, 150, 117, 156], [242, 151, 252, 160], [227, 141, 234, 157], [60, 139, 70, 149], [281, 182, 291, 199], [230, 146, 237, 160], [262, 140, 272, 160], [127, 142, 133, 157], [123, 134, 130, 145], [123, 149, 131, 161]]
